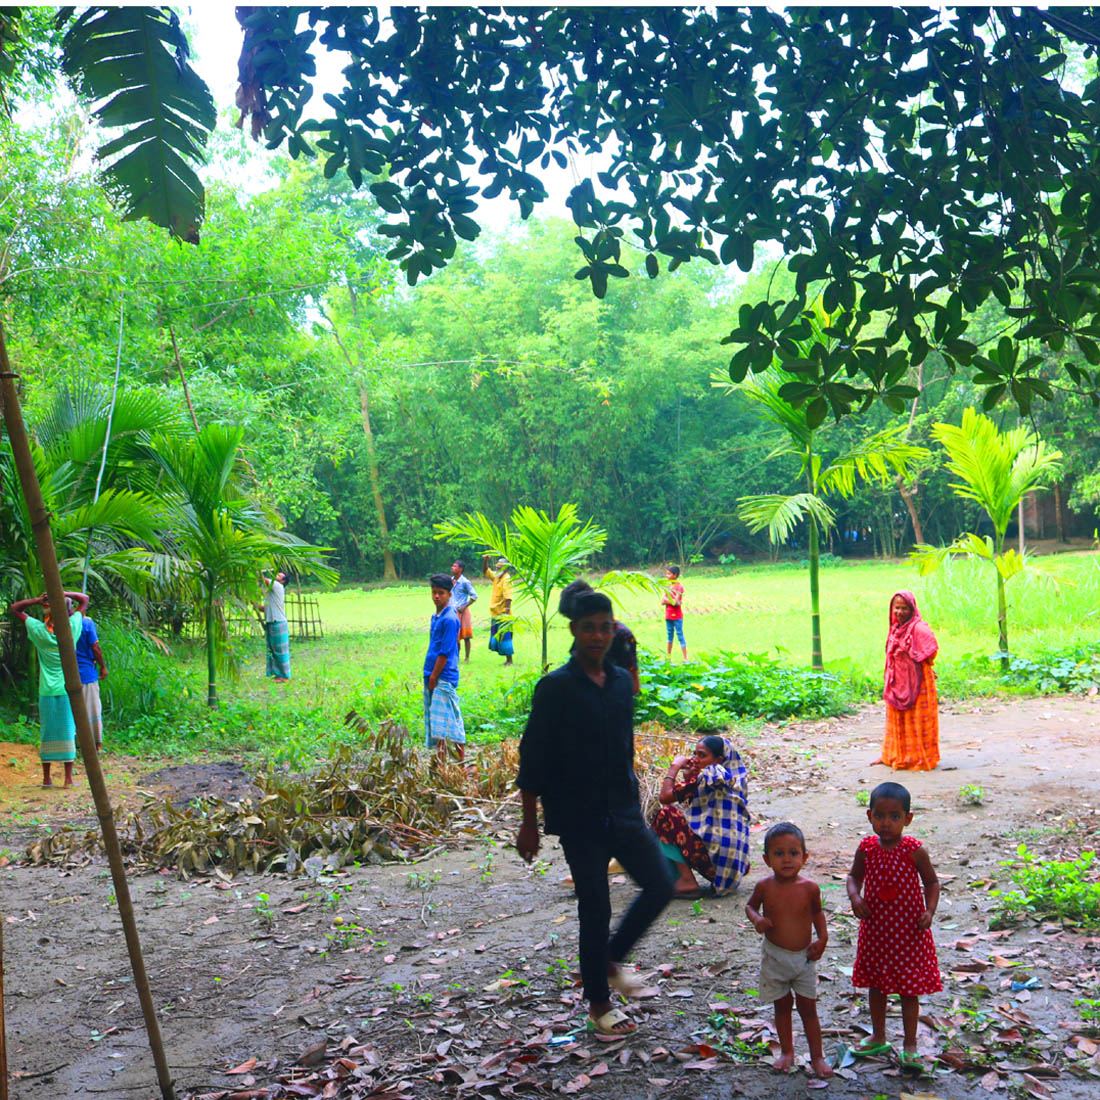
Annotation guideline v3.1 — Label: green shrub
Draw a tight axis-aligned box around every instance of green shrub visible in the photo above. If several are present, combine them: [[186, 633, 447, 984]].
[[97, 614, 188, 726], [635, 650, 850, 726], [992, 844, 1100, 929], [996, 644, 1100, 694]]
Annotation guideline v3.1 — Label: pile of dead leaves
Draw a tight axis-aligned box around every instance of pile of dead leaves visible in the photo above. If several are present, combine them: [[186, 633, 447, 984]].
[[25, 719, 519, 876]]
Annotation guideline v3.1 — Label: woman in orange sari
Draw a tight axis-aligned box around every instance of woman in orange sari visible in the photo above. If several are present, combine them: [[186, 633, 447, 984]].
[[876, 590, 939, 770]]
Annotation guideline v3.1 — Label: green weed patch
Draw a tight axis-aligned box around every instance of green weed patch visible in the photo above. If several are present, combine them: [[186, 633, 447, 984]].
[[992, 844, 1100, 929]]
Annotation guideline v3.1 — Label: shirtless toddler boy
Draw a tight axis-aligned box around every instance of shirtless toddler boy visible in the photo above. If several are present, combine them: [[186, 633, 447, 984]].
[[745, 821, 833, 1078]]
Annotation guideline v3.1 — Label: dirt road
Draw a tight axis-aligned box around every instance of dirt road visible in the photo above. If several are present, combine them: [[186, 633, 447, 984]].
[[2, 694, 1099, 1099]]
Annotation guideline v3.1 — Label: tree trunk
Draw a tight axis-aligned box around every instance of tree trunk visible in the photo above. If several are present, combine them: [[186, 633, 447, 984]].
[[1054, 481, 1066, 542], [898, 476, 924, 545], [318, 301, 396, 581], [359, 384, 397, 581], [1, 321, 177, 1100], [994, 534, 1009, 669], [808, 518, 823, 670], [205, 588, 218, 708]]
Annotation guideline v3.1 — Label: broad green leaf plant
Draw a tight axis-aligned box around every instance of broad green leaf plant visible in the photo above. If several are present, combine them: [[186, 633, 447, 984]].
[[146, 423, 337, 707], [911, 408, 1062, 667], [716, 302, 927, 669], [435, 503, 657, 670]]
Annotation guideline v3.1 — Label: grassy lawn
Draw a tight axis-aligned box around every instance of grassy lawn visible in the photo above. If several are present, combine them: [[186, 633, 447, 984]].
[[3, 552, 1096, 762]]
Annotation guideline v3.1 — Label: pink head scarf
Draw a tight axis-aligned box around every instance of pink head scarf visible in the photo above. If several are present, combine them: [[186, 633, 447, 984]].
[[883, 590, 938, 711]]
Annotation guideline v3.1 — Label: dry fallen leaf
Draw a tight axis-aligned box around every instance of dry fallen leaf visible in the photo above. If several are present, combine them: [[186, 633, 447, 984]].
[[562, 1072, 591, 1093], [225, 1057, 258, 1075]]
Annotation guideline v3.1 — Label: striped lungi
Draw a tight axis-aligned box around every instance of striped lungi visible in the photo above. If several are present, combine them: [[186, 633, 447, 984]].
[[39, 694, 76, 762], [423, 681, 466, 746], [81, 681, 104, 749], [265, 620, 291, 679]]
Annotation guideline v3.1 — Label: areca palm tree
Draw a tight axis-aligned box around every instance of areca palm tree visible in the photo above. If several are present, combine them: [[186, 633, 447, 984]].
[[435, 503, 656, 670], [715, 305, 927, 669], [146, 423, 336, 706], [911, 408, 1062, 666], [0, 383, 180, 608]]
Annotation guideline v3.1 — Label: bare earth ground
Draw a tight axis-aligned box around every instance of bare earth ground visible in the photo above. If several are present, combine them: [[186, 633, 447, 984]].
[[2, 695, 1100, 1100]]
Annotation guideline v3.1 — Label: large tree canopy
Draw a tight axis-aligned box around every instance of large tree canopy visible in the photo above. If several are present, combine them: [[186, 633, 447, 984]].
[[235, 5, 1100, 421]]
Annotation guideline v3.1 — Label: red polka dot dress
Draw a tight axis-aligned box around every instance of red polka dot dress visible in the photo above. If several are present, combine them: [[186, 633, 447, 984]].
[[852, 834, 942, 996]]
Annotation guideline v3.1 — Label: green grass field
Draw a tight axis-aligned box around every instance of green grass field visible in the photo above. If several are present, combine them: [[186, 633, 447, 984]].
[[4, 552, 1096, 761], [193, 550, 1099, 732], [218, 550, 1099, 700]]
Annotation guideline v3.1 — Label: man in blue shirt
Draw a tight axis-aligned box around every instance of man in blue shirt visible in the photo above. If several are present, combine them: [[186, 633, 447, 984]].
[[75, 615, 109, 750], [449, 559, 478, 663], [424, 573, 466, 763]]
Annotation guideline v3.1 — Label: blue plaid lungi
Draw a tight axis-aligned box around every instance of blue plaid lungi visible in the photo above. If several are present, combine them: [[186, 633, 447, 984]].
[[265, 620, 291, 679], [424, 681, 466, 746]]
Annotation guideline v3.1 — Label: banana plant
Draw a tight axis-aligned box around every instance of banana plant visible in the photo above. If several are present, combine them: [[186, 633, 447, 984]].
[[911, 408, 1062, 666]]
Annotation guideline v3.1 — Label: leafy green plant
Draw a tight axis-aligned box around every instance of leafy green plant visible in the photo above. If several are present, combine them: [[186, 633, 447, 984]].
[[716, 303, 926, 670], [911, 408, 1062, 668], [253, 892, 275, 926], [324, 915, 368, 952], [635, 650, 849, 726], [992, 845, 1100, 929], [434, 503, 659, 669], [959, 784, 985, 807], [856, 790, 870, 806], [995, 645, 1100, 694]]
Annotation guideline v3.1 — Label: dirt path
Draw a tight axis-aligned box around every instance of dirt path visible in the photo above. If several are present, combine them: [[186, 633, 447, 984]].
[[2, 695, 1100, 1099]]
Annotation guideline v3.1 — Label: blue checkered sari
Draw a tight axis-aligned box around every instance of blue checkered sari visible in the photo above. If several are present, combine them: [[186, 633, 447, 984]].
[[685, 736, 751, 895]]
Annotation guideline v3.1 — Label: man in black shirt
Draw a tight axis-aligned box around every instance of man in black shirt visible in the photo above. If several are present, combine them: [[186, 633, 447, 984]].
[[516, 588, 673, 1041]]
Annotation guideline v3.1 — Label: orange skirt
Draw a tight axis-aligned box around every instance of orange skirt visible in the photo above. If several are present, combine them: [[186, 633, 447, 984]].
[[882, 663, 939, 771], [457, 606, 473, 640]]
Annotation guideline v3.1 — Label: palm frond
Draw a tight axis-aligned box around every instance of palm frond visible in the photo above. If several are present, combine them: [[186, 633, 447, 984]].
[[737, 492, 836, 544], [817, 428, 929, 497]]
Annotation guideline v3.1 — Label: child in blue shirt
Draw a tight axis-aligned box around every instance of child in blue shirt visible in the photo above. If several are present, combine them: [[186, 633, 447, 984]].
[[424, 573, 466, 762]]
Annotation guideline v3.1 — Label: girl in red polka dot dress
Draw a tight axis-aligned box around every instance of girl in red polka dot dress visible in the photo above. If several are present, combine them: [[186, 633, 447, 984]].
[[846, 781, 941, 1072]]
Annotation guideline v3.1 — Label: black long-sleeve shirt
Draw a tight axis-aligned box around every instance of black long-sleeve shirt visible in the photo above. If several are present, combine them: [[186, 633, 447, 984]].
[[516, 656, 640, 838]]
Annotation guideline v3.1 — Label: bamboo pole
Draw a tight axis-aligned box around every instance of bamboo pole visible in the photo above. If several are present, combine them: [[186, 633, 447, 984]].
[[0, 322, 176, 1100], [1, 904, 7, 1100]]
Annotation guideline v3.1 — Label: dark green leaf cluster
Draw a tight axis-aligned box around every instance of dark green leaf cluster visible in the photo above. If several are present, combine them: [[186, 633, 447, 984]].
[[236, 6, 1100, 414], [967, 643, 1100, 694]]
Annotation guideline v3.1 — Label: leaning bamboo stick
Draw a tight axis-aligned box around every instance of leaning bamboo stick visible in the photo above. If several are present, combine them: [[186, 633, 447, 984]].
[[1, 904, 7, 1100], [0, 322, 176, 1100]]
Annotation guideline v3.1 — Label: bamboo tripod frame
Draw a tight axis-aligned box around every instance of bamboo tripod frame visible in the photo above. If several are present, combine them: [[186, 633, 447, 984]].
[[0, 322, 176, 1100]]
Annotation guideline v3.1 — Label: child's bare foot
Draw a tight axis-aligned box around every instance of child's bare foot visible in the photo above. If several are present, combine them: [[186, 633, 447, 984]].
[[62, 780, 74, 788], [772, 1051, 795, 1073], [869, 757, 883, 765], [41, 781, 54, 789], [810, 1055, 834, 1078]]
